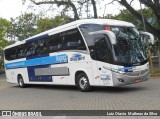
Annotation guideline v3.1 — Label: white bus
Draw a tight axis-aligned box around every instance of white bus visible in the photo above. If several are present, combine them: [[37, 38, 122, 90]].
[[4, 19, 150, 91]]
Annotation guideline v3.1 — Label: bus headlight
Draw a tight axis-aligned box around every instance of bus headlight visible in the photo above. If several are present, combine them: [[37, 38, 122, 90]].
[[111, 69, 126, 74], [103, 66, 126, 74]]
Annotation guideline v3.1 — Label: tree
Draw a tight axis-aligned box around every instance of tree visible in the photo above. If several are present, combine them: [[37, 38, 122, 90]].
[[8, 12, 72, 41], [113, 8, 158, 30], [91, 0, 98, 18], [112, 8, 160, 56], [0, 18, 10, 69], [23, 0, 98, 20], [36, 14, 72, 33], [29, 0, 80, 20], [9, 13, 39, 41], [111, 0, 160, 41]]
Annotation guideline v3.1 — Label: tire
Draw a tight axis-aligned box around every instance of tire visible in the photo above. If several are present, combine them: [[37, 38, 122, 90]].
[[77, 73, 91, 92], [18, 76, 25, 88]]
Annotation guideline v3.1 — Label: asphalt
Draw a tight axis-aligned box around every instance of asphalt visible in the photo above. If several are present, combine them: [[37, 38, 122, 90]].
[[0, 74, 160, 111]]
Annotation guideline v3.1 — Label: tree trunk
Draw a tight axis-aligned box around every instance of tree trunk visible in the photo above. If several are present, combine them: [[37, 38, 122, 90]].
[[91, 0, 98, 18]]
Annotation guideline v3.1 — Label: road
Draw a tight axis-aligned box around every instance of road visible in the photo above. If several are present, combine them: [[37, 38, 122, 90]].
[[0, 74, 160, 111]]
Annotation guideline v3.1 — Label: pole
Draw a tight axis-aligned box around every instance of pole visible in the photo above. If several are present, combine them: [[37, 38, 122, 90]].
[[140, 1, 146, 31]]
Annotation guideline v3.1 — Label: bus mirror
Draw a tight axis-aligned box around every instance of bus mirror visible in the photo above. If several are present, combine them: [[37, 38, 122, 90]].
[[89, 30, 116, 45], [139, 31, 155, 45]]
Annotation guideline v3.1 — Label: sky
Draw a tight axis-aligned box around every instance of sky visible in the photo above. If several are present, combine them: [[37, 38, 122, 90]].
[[0, 0, 141, 20], [0, 0, 26, 19]]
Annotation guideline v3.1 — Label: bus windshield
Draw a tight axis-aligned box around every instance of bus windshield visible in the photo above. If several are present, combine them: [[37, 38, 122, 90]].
[[110, 26, 148, 66], [79, 24, 148, 66]]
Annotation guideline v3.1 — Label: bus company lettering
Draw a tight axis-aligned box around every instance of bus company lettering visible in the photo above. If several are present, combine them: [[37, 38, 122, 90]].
[[100, 74, 111, 80], [56, 55, 68, 63], [70, 54, 85, 61], [6, 62, 25, 69]]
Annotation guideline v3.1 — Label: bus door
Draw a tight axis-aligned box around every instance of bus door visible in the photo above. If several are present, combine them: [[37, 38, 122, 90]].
[[94, 35, 113, 86]]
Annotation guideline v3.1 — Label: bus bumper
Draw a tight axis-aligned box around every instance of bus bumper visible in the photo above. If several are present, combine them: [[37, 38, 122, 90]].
[[112, 69, 150, 86]]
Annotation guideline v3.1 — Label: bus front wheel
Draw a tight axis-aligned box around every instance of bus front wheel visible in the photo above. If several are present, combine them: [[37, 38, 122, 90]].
[[77, 73, 91, 92], [18, 76, 25, 88]]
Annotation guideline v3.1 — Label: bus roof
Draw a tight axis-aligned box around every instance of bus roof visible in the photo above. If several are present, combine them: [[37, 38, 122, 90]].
[[4, 19, 134, 50]]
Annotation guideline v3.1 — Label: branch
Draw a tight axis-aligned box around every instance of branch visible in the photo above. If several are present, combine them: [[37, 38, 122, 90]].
[[104, 0, 116, 6], [140, 0, 155, 10], [129, 0, 134, 5], [78, 0, 88, 5], [118, 0, 160, 38], [30, 0, 79, 20]]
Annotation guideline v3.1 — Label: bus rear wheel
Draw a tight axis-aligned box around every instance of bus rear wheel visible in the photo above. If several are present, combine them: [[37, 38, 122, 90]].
[[18, 76, 25, 88], [77, 73, 91, 92]]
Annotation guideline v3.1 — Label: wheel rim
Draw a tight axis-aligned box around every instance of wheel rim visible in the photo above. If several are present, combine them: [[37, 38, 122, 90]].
[[79, 77, 88, 89]]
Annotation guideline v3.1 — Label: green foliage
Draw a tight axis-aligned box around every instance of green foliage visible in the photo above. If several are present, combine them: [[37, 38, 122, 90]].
[[0, 18, 11, 39], [36, 15, 71, 33], [142, 8, 158, 29], [9, 13, 72, 41], [9, 13, 39, 41], [0, 18, 11, 69], [112, 8, 158, 30]]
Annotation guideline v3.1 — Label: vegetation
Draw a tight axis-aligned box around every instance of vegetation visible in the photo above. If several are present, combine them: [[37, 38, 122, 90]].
[[26, 0, 98, 20], [22, 0, 160, 41], [8, 13, 71, 41], [112, 8, 160, 55], [0, 18, 11, 69], [112, 0, 160, 44]]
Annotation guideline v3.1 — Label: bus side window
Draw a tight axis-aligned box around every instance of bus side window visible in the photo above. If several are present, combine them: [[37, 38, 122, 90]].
[[9, 48, 16, 60], [10, 47, 19, 60], [48, 34, 63, 53], [17, 45, 24, 59], [5, 44, 25, 60], [35, 40, 46, 55], [64, 29, 86, 50], [25, 42, 36, 57]]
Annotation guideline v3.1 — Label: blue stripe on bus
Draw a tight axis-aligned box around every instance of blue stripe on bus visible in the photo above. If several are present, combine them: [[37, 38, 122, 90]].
[[5, 54, 68, 70], [26, 34, 49, 43]]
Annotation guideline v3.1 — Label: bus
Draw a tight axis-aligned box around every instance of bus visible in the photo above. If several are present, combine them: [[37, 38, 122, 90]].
[[4, 19, 150, 91]]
